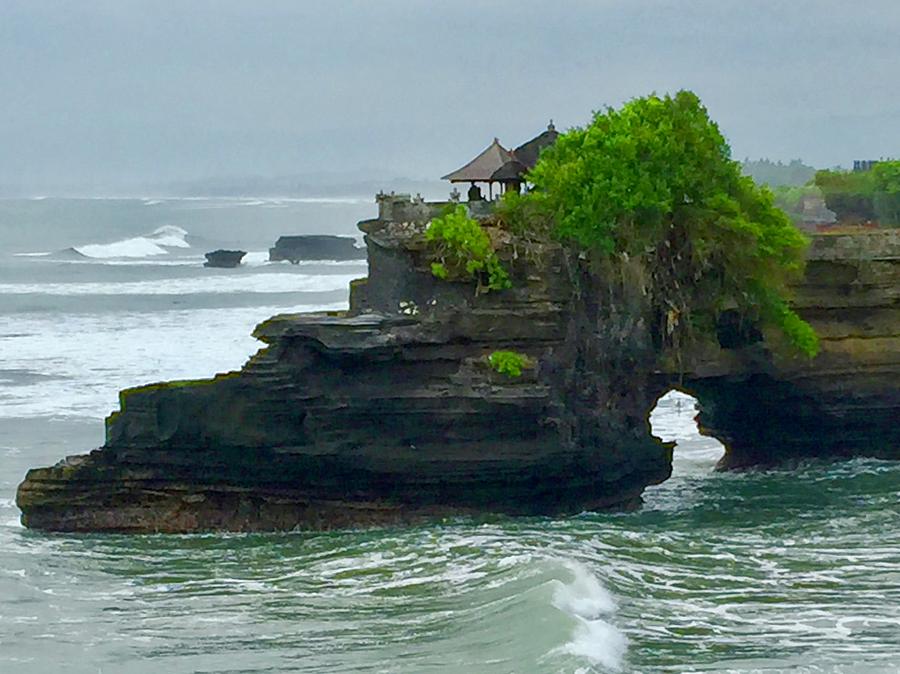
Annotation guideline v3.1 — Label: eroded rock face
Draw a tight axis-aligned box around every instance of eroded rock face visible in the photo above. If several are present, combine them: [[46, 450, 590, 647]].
[[17, 215, 673, 532], [685, 230, 900, 468], [15, 214, 899, 532]]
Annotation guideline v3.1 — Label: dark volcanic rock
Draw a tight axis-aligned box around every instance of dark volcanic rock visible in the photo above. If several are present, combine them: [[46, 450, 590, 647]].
[[269, 235, 365, 263], [204, 249, 246, 268], [15, 204, 900, 532]]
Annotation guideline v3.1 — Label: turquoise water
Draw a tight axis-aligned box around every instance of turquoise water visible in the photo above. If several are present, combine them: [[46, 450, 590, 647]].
[[1, 199, 898, 673]]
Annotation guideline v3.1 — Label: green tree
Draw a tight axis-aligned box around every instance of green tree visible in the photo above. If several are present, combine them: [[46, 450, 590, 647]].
[[814, 169, 877, 223], [871, 162, 900, 225], [511, 90, 818, 357], [741, 158, 816, 187]]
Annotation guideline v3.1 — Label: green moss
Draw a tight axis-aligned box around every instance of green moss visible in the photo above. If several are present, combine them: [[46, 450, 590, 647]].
[[488, 350, 531, 377]]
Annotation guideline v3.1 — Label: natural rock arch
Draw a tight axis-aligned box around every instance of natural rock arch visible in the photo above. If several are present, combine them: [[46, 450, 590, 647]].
[[15, 206, 900, 532]]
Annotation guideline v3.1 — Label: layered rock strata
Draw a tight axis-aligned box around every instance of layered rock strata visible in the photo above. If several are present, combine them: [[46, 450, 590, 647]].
[[685, 230, 900, 468], [16, 210, 899, 532], [18, 213, 674, 532]]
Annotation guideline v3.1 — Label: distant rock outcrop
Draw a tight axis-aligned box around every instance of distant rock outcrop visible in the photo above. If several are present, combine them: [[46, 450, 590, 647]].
[[269, 235, 365, 263], [203, 250, 246, 268]]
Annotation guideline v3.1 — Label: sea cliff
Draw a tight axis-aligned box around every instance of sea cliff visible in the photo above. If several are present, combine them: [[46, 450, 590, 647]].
[[16, 202, 900, 532]]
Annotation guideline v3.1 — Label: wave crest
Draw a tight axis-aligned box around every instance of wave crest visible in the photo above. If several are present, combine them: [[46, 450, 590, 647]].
[[552, 561, 628, 672], [73, 225, 190, 259]]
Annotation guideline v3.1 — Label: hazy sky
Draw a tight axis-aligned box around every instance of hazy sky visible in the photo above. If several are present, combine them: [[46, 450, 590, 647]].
[[1, 0, 899, 191]]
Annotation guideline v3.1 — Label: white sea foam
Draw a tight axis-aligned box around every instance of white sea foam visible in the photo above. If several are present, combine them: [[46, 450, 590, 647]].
[[0, 272, 359, 296], [0, 302, 345, 418], [73, 225, 190, 258], [552, 561, 628, 672], [242, 251, 272, 266]]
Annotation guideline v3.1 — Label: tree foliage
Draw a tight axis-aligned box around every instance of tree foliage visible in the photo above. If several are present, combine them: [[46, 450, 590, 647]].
[[741, 158, 816, 188], [815, 162, 900, 226], [506, 90, 818, 357], [770, 184, 825, 226], [425, 205, 511, 292]]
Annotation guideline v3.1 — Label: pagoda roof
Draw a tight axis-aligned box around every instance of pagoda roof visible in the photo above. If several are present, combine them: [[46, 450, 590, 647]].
[[490, 159, 528, 182], [513, 121, 559, 169], [442, 138, 516, 183]]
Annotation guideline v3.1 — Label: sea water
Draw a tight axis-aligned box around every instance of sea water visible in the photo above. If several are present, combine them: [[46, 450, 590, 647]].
[[1, 198, 898, 673]]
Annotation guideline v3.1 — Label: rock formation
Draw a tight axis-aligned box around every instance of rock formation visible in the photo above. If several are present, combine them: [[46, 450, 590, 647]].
[[685, 230, 900, 468], [16, 197, 899, 533], [268, 235, 365, 263], [203, 249, 246, 268]]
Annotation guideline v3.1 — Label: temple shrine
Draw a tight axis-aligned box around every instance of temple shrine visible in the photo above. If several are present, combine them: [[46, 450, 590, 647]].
[[442, 122, 559, 200]]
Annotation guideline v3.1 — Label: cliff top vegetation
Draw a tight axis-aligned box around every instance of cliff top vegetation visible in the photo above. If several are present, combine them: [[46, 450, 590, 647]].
[[497, 90, 819, 357]]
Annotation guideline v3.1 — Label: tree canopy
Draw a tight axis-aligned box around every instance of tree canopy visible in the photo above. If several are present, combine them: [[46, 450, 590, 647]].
[[741, 158, 816, 188], [815, 162, 900, 226], [504, 90, 818, 357]]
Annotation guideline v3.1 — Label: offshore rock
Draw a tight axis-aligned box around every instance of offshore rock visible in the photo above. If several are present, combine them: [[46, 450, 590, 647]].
[[203, 249, 246, 268], [16, 203, 900, 531], [268, 235, 365, 263]]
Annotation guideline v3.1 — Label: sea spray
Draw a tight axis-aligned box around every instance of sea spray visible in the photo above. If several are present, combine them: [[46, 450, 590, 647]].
[[551, 561, 628, 672]]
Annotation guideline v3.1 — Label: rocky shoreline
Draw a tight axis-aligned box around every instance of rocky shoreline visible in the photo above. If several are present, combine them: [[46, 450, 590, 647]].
[[16, 201, 899, 532]]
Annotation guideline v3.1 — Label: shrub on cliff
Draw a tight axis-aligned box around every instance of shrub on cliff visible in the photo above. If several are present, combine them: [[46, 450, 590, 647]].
[[488, 350, 530, 377], [504, 90, 818, 357], [426, 204, 511, 292]]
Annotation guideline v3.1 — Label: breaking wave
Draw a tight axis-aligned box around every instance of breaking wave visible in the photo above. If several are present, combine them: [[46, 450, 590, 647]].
[[552, 562, 628, 672], [70, 225, 190, 258]]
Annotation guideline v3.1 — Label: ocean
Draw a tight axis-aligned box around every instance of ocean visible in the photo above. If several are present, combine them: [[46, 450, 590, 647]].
[[1, 198, 898, 673]]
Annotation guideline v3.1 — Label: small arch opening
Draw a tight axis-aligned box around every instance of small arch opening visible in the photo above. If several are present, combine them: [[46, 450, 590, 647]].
[[649, 389, 725, 476]]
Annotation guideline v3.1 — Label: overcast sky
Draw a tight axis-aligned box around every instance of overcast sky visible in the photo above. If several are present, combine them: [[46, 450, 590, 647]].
[[1, 0, 898, 191]]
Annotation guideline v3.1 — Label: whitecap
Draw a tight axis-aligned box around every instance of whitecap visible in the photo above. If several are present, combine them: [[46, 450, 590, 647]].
[[72, 225, 190, 259], [562, 618, 629, 672], [552, 561, 617, 619], [551, 561, 628, 672], [242, 251, 272, 267], [0, 272, 359, 296]]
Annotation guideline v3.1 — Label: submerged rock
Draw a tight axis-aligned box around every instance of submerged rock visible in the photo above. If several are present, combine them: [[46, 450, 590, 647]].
[[269, 235, 365, 263], [15, 202, 900, 532], [203, 249, 246, 268]]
